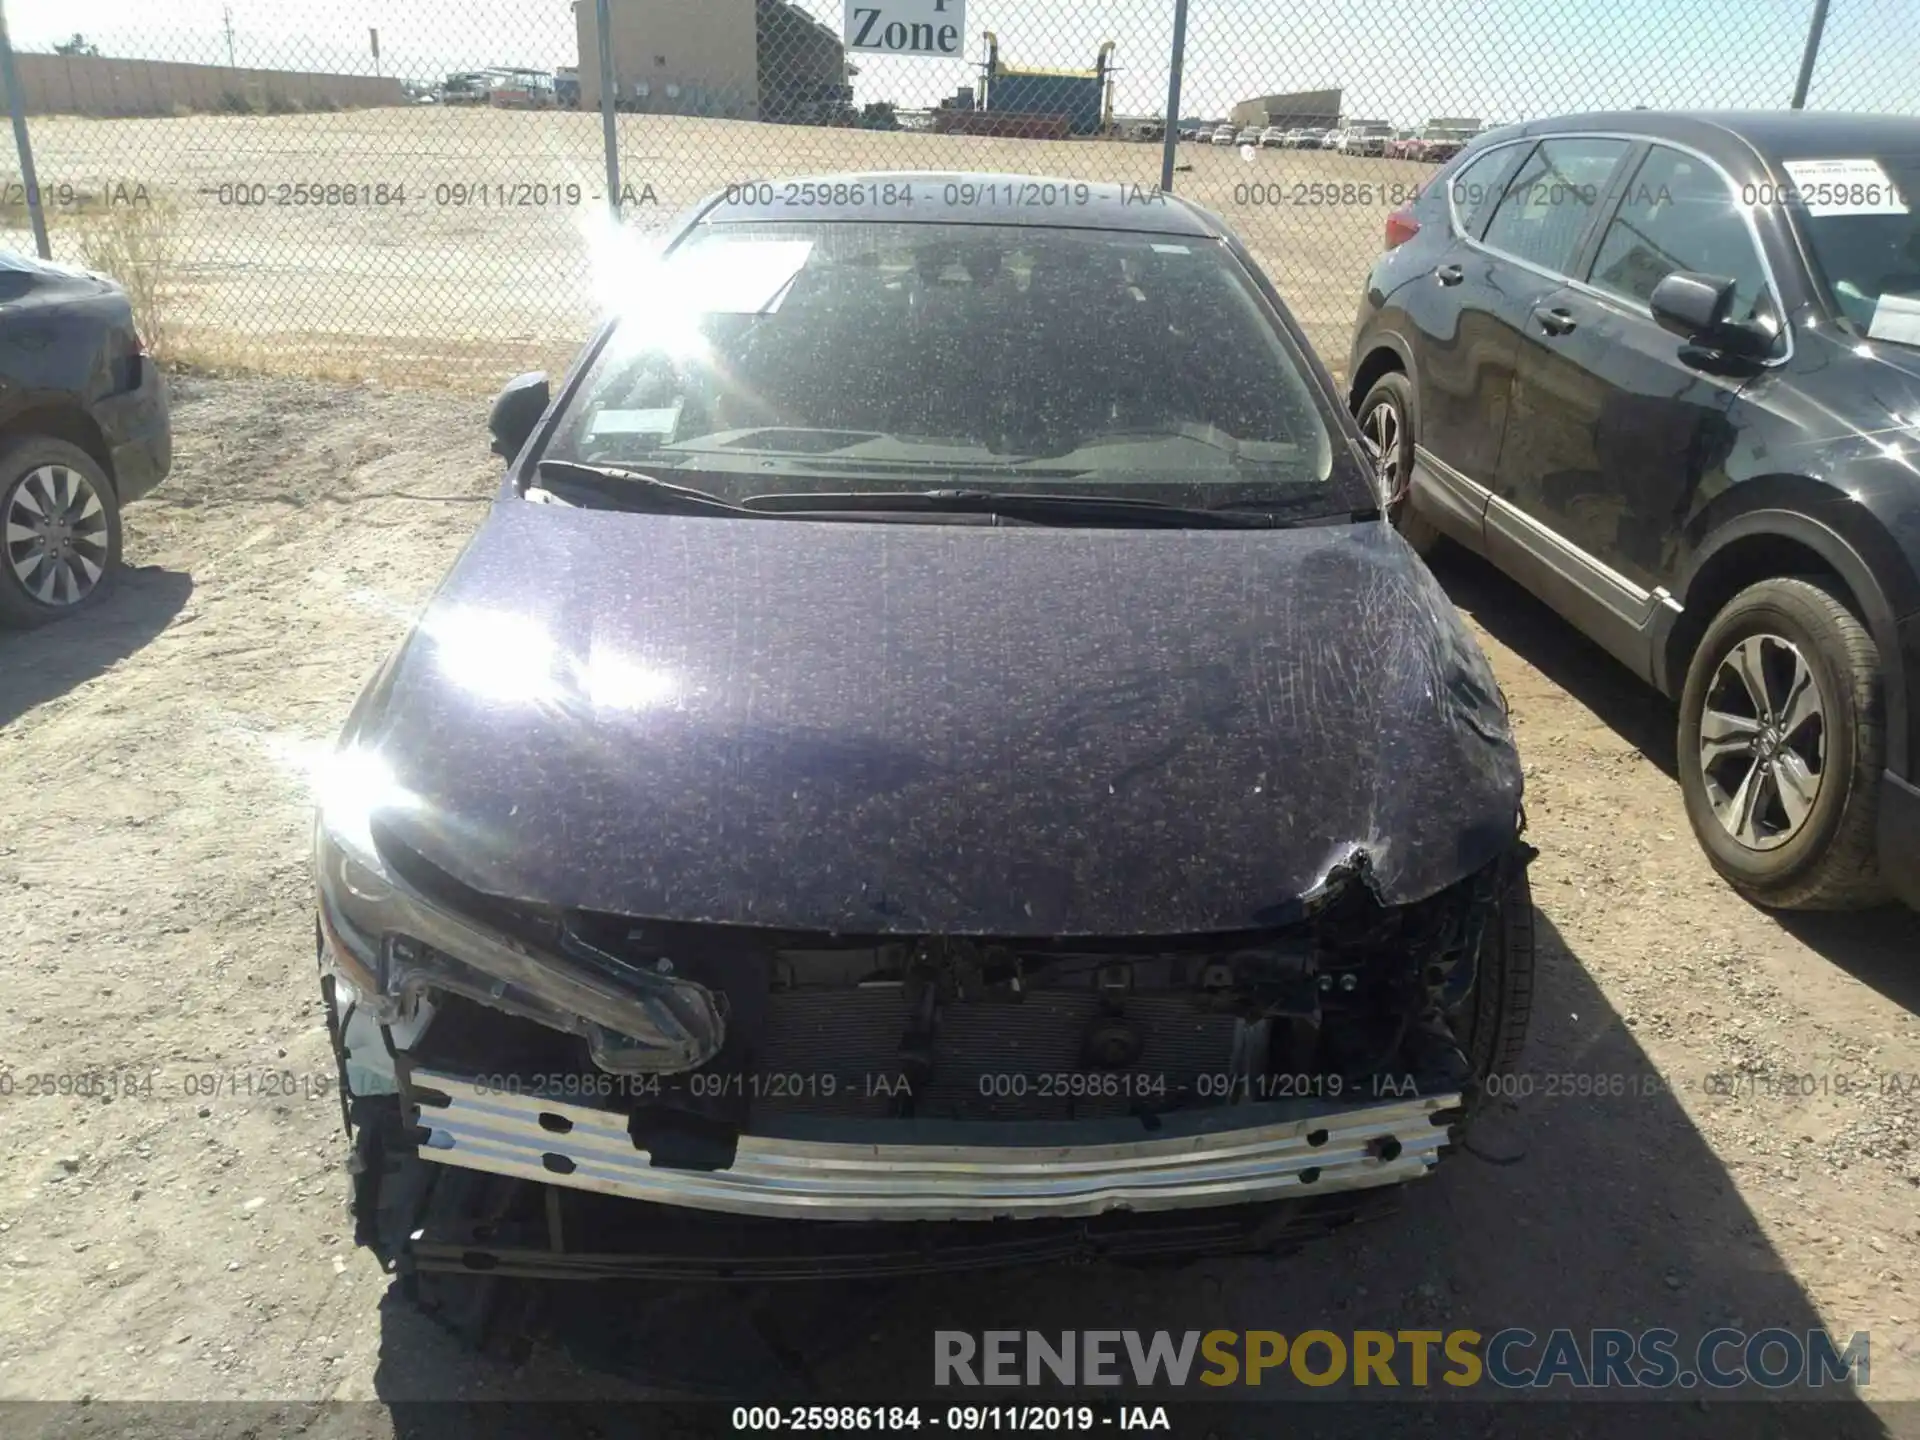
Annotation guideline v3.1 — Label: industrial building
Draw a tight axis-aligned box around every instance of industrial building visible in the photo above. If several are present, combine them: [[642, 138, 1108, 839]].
[[933, 33, 1115, 139], [1230, 86, 1342, 130], [574, 0, 850, 121]]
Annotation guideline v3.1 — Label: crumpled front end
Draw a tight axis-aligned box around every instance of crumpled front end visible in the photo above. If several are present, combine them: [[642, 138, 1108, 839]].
[[315, 514, 1534, 1257], [321, 820, 1534, 1228]]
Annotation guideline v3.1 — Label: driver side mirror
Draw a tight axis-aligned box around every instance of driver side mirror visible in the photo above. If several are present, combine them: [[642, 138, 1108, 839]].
[[1650, 272, 1776, 359], [488, 372, 549, 459]]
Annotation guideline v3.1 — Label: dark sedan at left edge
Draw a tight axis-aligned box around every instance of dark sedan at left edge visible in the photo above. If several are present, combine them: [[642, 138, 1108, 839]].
[[0, 249, 171, 627], [310, 172, 1537, 1328]]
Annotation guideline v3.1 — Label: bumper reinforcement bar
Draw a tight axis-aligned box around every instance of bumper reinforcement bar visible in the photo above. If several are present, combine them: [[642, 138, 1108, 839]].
[[408, 1069, 1462, 1223]]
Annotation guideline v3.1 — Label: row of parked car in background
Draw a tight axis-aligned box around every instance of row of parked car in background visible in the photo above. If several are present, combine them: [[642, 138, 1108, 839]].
[[1184, 120, 1490, 161]]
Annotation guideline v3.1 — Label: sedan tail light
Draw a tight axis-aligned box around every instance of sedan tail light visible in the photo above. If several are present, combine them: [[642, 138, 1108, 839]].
[[1385, 205, 1421, 250]]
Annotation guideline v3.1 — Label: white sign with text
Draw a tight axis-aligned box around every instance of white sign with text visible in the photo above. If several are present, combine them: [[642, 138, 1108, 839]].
[[844, 0, 965, 56]]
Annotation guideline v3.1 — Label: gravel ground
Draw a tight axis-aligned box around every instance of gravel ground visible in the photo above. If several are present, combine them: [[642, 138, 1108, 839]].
[[0, 374, 1917, 1435]]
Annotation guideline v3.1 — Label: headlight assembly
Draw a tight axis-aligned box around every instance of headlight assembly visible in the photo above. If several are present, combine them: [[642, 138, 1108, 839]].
[[311, 748, 726, 1074]]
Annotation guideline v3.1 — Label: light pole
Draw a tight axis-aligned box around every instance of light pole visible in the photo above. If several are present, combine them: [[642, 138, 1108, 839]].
[[1791, 0, 1831, 108], [0, 0, 50, 259]]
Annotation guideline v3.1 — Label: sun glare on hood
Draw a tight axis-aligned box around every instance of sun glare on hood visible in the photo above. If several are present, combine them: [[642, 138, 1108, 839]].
[[418, 602, 684, 715]]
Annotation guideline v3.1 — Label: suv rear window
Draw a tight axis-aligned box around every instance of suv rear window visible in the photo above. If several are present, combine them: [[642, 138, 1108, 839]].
[[1445, 142, 1530, 235]]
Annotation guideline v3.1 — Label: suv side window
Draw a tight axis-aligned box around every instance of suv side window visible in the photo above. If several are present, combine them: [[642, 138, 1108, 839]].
[[1446, 143, 1531, 236], [1481, 137, 1632, 274], [1587, 144, 1773, 322]]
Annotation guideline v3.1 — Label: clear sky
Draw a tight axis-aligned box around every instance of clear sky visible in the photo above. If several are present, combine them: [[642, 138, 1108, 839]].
[[9, 0, 1915, 123]]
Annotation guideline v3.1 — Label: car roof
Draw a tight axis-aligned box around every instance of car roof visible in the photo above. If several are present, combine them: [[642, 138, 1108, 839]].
[[699, 171, 1221, 235], [1490, 109, 1920, 169]]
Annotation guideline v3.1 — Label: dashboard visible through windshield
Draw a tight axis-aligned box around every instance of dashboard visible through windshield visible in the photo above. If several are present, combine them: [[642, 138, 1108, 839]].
[[540, 219, 1348, 513], [1785, 153, 1920, 348]]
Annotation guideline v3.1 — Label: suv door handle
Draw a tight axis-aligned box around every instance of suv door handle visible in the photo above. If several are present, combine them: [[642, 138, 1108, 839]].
[[1435, 263, 1464, 286], [1533, 305, 1577, 336]]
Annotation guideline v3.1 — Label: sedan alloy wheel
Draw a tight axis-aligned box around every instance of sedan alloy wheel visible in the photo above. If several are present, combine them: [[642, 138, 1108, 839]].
[[5, 462, 111, 607]]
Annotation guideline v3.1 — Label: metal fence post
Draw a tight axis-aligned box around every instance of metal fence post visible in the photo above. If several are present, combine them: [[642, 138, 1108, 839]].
[[0, 0, 50, 259], [1791, 0, 1831, 108], [595, 0, 622, 220], [1158, 0, 1190, 193]]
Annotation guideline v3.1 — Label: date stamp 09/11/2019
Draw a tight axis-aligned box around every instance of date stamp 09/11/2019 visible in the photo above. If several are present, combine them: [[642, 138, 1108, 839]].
[[2, 1064, 1914, 1108]]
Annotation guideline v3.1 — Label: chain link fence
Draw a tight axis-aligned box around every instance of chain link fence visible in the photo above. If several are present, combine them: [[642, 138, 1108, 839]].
[[0, 0, 1908, 390]]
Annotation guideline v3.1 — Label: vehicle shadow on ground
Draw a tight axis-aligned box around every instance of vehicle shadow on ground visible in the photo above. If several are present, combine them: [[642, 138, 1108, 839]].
[[0, 565, 192, 730], [1429, 543, 1678, 777], [1776, 907, 1920, 1016], [371, 911, 1887, 1439], [1432, 542, 1920, 1005]]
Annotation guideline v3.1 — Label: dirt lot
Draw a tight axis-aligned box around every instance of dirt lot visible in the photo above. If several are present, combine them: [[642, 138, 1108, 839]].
[[2, 374, 1919, 1433], [0, 110, 1413, 386]]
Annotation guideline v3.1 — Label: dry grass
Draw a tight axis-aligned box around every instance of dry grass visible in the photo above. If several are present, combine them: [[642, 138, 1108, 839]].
[[72, 197, 179, 355], [160, 333, 554, 395], [0, 185, 182, 355]]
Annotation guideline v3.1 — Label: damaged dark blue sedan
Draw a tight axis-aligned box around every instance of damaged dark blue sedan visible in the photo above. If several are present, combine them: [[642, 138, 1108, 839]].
[[313, 174, 1536, 1333]]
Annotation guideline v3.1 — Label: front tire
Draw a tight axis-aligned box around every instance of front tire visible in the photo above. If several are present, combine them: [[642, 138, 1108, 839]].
[[0, 438, 122, 628], [1355, 371, 1442, 556], [1461, 864, 1536, 1083], [1676, 576, 1889, 910]]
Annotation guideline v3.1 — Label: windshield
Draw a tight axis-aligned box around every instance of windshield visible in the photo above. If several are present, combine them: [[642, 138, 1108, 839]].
[[1785, 152, 1920, 346], [541, 219, 1347, 509]]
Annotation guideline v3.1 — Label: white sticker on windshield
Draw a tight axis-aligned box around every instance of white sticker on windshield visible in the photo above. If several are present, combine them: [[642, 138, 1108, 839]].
[[1866, 293, 1920, 346], [1150, 243, 1190, 254], [589, 401, 683, 438], [1779, 159, 1908, 216]]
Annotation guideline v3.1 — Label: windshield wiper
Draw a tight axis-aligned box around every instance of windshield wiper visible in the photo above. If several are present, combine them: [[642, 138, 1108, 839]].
[[530, 466, 1356, 529], [740, 489, 1285, 528], [531, 460, 751, 514]]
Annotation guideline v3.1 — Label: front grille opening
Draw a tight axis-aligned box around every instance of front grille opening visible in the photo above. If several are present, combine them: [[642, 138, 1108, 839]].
[[395, 861, 1506, 1128]]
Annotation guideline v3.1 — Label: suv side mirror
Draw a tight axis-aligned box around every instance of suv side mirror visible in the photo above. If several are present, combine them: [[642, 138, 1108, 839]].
[[488, 372, 549, 459], [1650, 272, 1777, 359], [1650, 271, 1734, 339]]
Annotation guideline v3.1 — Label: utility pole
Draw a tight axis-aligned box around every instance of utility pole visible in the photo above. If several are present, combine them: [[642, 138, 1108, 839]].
[[0, 0, 50, 258], [1790, 0, 1830, 108], [595, 0, 620, 220], [1158, 0, 1189, 192], [223, 6, 236, 69]]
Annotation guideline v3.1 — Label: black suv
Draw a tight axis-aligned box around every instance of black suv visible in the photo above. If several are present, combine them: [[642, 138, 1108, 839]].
[[1349, 111, 1920, 913]]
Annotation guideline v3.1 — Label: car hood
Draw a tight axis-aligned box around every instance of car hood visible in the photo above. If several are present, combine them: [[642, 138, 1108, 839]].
[[1781, 325, 1920, 473], [351, 504, 1523, 936], [0, 251, 115, 297]]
